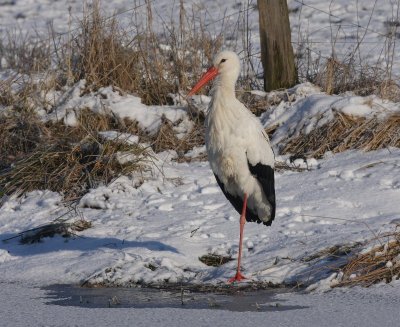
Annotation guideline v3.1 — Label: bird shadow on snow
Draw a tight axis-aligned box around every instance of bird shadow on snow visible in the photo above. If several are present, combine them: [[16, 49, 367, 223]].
[[0, 233, 179, 256]]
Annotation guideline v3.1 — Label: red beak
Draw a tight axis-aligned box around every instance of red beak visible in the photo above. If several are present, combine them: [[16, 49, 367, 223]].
[[187, 66, 219, 97]]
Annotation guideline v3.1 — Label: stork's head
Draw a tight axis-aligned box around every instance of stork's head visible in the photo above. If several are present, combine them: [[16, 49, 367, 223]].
[[187, 51, 241, 97]]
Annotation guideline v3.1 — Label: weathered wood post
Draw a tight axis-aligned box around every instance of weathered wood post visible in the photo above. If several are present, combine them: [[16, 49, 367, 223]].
[[257, 0, 297, 91]]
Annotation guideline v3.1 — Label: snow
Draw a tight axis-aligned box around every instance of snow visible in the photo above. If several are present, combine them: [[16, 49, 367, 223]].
[[1, 147, 399, 287], [262, 87, 400, 148], [2, 74, 400, 324], [46, 83, 191, 135], [98, 131, 139, 145], [2, 0, 400, 77], [1, 0, 400, 324]]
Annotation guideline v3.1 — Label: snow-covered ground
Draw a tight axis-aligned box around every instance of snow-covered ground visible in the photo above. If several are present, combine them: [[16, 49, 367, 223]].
[[1, 0, 400, 325], [1, 82, 400, 288]]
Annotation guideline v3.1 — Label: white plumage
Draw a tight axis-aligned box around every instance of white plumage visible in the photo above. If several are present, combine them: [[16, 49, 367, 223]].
[[188, 50, 276, 281], [205, 51, 275, 225]]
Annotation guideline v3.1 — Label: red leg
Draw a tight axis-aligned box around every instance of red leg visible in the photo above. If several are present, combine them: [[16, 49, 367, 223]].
[[228, 193, 248, 283]]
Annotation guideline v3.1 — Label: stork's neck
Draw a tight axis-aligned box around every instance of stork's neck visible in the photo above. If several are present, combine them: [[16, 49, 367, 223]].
[[211, 75, 237, 101]]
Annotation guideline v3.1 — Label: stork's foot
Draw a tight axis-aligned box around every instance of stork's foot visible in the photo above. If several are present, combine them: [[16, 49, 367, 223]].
[[228, 271, 247, 283]]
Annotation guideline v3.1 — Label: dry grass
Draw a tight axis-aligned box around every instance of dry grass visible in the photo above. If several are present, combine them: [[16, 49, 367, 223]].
[[198, 253, 234, 267], [62, 0, 222, 105], [301, 243, 361, 263], [0, 109, 49, 169], [0, 108, 151, 201], [0, 133, 149, 201], [335, 230, 400, 287], [1, 1, 223, 107], [0, 29, 51, 73], [149, 117, 205, 158], [282, 112, 400, 158], [237, 91, 271, 116], [295, 7, 400, 103], [69, 3, 142, 97], [2, 0, 400, 205], [307, 56, 400, 101]]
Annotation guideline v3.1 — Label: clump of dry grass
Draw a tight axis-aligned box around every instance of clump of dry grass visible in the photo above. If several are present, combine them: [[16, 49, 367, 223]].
[[0, 109, 49, 169], [310, 57, 397, 98], [282, 112, 400, 158], [63, 0, 222, 105], [17, 220, 92, 244], [150, 117, 205, 156], [0, 133, 149, 201], [199, 253, 234, 267], [69, 2, 142, 97], [1, 1, 223, 107], [335, 230, 400, 287], [0, 107, 152, 201], [0, 29, 51, 73], [46, 107, 145, 156], [237, 91, 270, 117]]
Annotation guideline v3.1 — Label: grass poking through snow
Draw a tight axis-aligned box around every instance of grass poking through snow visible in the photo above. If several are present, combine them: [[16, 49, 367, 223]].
[[282, 112, 400, 158], [335, 230, 400, 287], [199, 254, 234, 267]]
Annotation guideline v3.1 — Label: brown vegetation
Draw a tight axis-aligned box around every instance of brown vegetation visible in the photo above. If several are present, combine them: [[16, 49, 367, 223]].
[[0, 108, 151, 201], [199, 253, 234, 267], [1, 0, 400, 203], [282, 112, 400, 158], [335, 230, 400, 287]]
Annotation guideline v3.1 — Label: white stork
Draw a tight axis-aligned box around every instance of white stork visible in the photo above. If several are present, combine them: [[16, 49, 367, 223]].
[[188, 51, 276, 282]]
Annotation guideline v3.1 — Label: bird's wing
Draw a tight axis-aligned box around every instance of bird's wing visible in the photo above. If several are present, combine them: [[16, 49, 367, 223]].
[[243, 123, 276, 220], [247, 160, 276, 221], [213, 173, 270, 225]]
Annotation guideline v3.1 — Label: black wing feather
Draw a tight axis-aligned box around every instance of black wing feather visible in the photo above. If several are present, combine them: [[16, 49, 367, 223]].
[[213, 174, 270, 226], [247, 161, 276, 222]]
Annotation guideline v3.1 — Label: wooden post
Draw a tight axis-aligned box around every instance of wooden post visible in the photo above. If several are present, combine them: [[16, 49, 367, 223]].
[[257, 0, 297, 91]]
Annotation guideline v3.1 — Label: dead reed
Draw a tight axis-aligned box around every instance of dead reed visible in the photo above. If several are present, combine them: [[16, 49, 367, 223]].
[[0, 107, 151, 201], [149, 117, 205, 157], [63, 0, 222, 105], [307, 56, 400, 100], [0, 133, 149, 201], [282, 112, 400, 158], [0, 29, 51, 74], [0, 109, 49, 169], [199, 253, 234, 267], [335, 230, 400, 287]]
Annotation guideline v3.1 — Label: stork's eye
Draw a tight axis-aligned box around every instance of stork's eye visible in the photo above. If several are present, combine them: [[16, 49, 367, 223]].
[[220, 59, 227, 63]]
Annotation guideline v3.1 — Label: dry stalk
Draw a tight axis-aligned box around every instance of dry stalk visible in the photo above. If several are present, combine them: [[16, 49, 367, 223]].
[[282, 112, 400, 158], [145, 115, 205, 157], [0, 136, 149, 201], [0, 108, 152, 200], [199, 253, 234, 267], [335, 230, 400, 287], [0, 109, 50, 169]]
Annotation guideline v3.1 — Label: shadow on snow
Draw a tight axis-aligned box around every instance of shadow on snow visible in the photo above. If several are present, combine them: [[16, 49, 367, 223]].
[[0, 233, 179, 256]]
